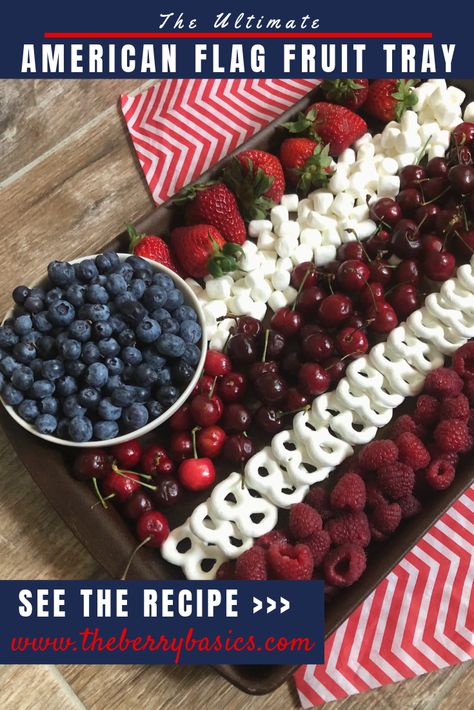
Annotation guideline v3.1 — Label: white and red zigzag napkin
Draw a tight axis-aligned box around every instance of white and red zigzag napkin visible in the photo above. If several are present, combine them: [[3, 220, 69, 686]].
[[121, 79, 474, 706]]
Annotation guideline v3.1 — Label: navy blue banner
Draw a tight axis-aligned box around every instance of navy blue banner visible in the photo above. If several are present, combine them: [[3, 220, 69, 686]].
[[0, 0, 471, 78], [0, 581, 324, 665]]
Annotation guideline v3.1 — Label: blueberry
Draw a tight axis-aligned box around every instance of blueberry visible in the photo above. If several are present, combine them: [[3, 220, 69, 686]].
[[114, 292, 136, 310], [31, 380, 55, 399], [126, 254, 151, 271], [65, 360, 86, 378], [111, 386, 136, 407], [87, 283, 109, 304], [69, 320, 91, 342], [97, 337, 120, 357], [40, 396, 59, 415], [21, 331, 42, 347], [30, 287, 46, 301], [95, 252, 116, 274], [104, 374, 124, 395], [12, 285, 30, 305], [55, 331, 69, 349], [117, 328, 136, 348], [11, 365, 34, 391], [30, 358, 44, 377], [91, 274, 108, 287], [0, 325, 19, 348], [122, 403, 149, 430], [18, 399, 40, 422], [115, 262, 134, 282], [120, 299, 147, 326], [151, 307, 171, 322], [66, 284, 86, 308], [76, 259, 99, 282], [134, 363, 159, 387], [24, 295, 44, 313], [182, 343, 201, 366], [136, 317, 161, 343], [122, 365, 136, 383], [98, 398, 122, 421], [0, 356, 20, 377], [122, 346, 142, 366], [55, 375, 78, 397], [92, 321, 113, 340], [94, 420, 119, 440], [153, 273, 174, 291], [45, 287, 64, 306], [82, 304, 110, 322], [165, 288, 184, 311], [105, 356, 124, 375], [60, 338, 82, 360], [109, 315, 127, 334], [62, 395, 86, 419], [172, 359, 195, 384], [85, 362, 108, 388], [33, 312, 53, 333], [0, 349, 6, 362], [160, 318, 180, 335], [2, 384, 24, 406], [56, 418, 70, 438], [35, 413, 58, 435], [78, 387, 100, 409], [180, 319, 202, 344], [13, 342, 37, 364], [155, 367, 172, 386], [143, 285, 167, 310], [68, 416, 93, 442], [147, 400, 164, 420], [41, 359, 65, 381], [174, 305, 198, 322], [156, 385, 179, 408], [129, 278, 146, 300], [13, 314, 33, 336], [134, 268, 153, 285], [0, 372, 4, 389], [156, 334, 186, 358], [142, 350, 166, 370], [48, 300, 76, 327], [106, 273, 128, 296], [48, 261, 75, 287]]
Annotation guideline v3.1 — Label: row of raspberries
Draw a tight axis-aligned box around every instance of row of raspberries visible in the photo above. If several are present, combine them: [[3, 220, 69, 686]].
[[218, 341, 474, 588]]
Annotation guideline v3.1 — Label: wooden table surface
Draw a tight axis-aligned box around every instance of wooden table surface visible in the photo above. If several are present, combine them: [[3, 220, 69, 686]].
[[0, 79, 472, 710]]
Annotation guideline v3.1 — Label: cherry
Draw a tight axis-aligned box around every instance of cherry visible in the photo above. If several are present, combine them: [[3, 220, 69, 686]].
[[169, 431, 193, 461], [204, 350, 232, 377], [367, 301, 398, 333], [419, 176, 448, 202], [302, 332, 335, 362], [399, 164, 426, 190], [291, 261, 318, 290], [448, 164, 474, 194], [324, 260, 340, 276], [423, 251, 456, 281], [190, 393, 223, 427], [396, 188, 422, 216], [169, 402, 192, 431], [387, 283, 420, 319], [136, 510, 170, 547], [235, 316, 263, 339], [452, 121, 474, 149], [226, 333, 257, 366], [254, 406, 284, 435], [454, 229, 474, 260], [359, 281, 385, 308], [270, 306, 303, 336], [325, 356, 347, 385], [343, 312, 366, 330], [255, 372, 288, 404], [141, 445, 175, 476], [336, 259, 370, 291], [284, 388, 309, 410], [395, 259, 421, 285], [197, 425, 226, 457], [111, 440, 142, 469], [123, 491, 154, 520], [335, 327, 369, 357], [178, 436, 216, 491], [369, 197, 402, 227], [298, 363, 330, 397], [469, 192, 474, 217], [415, 203, 440, 231], [102, 470, 141, 502], [369, 258, 393, 286], [365, 229, 391, 258], [73, 449, 110, 481], [221, 403, 252, 433], [318, 294, 353, 328], [152, 477, 183, 508], [280, 351, 303, 380], [435, 207, 464, 236], [426, 156, 449, 178], [390, 219, 422, 259], [336, 241, 367, 262], [295, 285, 327, 317], [300, 323, 324, 340], [218, 371, 247, 403], [249, 360, 279, 382], [422, 234, 444, 255], [194, 374, 215, 396], [222, 434, 255, 463]]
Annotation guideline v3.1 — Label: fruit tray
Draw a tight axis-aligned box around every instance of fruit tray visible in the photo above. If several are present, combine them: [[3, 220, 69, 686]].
[[1, 78, 473, 695]]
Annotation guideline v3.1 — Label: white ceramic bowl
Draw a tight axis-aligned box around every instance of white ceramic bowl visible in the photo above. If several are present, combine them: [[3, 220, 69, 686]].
[[0, 253, 207, 448]]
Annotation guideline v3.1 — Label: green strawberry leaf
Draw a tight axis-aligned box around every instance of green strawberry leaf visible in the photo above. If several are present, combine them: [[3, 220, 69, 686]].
[[282, 109, 317, 137], [172, 180, 217, 206], [222, 157, 276, 221], [295, 143, 334, 194], [126, 223, 143, 253], [392, 79, 419, 121]]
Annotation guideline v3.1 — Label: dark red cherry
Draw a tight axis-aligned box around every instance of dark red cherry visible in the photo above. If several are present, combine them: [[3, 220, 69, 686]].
[[367, 301, 398, 333], [295, 285, 327, 317], [390, 219, 422, 259], [426, 157, 448, 178], [387, 283, 420, 319], [318, 294, 353, 328], [415, 203, 440, 232], [369, 197, 402, 227], [369, 258, 393, 286], [396, 188, 422, 216], [399, 164, 426, 190], [423, 251, 456, 281], [448, 164, 474, 194], [395, 259, 421, 285], [291, 262, 318, 290]]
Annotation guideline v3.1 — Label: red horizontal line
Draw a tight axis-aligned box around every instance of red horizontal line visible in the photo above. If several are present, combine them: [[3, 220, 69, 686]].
[[44, 31, 433, 39]]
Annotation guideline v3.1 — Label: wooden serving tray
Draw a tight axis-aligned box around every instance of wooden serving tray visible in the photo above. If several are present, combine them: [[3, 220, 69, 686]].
[[1, 79, 473, 695]]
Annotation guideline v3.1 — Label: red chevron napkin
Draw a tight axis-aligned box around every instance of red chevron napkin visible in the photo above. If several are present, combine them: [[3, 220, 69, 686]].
[[121, 79, 474, 705]]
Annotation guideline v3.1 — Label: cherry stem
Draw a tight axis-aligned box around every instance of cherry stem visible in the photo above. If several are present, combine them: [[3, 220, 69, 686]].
[[92, 477, 108, 509], [111, 464, 157, 491], [384, 280, 409, 297], [91, 493, 115, 510], [454, 230, 474, 253], [121, 536, 151, 581], [261, 329, 270, 363], [461, 204, 469, 231], [191, 426, 199, 458], [292, 266, 312, 310], [421, 186, 451, 206], [208, 375, 218, 399], [277, 404, 311, 417], [362, 276, 380, 312], [344, 320, 372, 342], [415, 134, 432, 165], [112, 463, 152, 480], [324, 351, 364, 371]]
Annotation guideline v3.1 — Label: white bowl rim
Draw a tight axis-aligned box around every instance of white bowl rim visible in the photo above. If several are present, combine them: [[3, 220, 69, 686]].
[[0, 253, 207, 448]]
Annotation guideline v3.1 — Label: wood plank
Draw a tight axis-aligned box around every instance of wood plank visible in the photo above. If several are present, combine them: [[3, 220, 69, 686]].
[[0, 665, 85, 710]]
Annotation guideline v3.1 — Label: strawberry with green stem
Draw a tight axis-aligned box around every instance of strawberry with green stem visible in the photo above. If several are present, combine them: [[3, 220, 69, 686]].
[[171, 224, 243, 278], [127, 224, 179, 273], [279, 138, 334, 192], [283, 102, 367, 157], [174, 181, 246, 245], [364, 80, 418, 123], [320, 79, 369, 111], [223, 149, 285, 220]]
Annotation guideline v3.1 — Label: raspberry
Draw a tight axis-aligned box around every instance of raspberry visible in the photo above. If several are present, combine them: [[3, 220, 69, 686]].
[[216, 561, 236, 580], [427, 443, 459, 467], [463, 378, 474, 405], [289, 503, 322, 540], [255, 529, 288, 550], [366, 483, 387, 509], [371, 501, 402, 533], [425, 458, 456, 491], [414, 394, 440, 426], [326, 511, 371, 547], [370, 525, 388, 542], [396, 433, 431, 471], [434, 419, 472, 453], [323, 543, 366, 587], [424, 368, 463, 399], [441, 394, 470, 421], [398, 494, 422, 518], [267, 543, 313, 580], [329, 472, 366, 512], [304, 486, 332, 520], [390, 414, 418, 438], [359, 439, 398, 471], [305, 530, 331, 567], [235, 546, 267, 580], [452, 342, 474, 381], [377, 462, 415, 499]]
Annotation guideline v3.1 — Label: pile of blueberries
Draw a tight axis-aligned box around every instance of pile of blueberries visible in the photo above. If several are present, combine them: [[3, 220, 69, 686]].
[[0, 252, 202, 442]]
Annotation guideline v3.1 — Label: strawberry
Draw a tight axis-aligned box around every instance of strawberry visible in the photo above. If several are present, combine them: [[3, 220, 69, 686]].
[[175, 182, 246, 245], [279, 138, 334, 192], [223, 149, 285, 220], [320, 79, 369, 112], [283, 102, 367, 157], [171, 224, 242, 278], [364, 80, 418, 123], [128, 224, 179, 273]]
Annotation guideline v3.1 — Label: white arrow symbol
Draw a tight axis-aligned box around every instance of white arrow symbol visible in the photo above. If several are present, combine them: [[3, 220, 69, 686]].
[[280, 596, 290, 613], [266, 596, 277, 613], [253, 596, 263, 614]]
